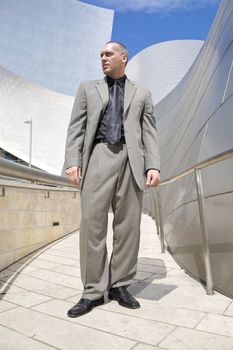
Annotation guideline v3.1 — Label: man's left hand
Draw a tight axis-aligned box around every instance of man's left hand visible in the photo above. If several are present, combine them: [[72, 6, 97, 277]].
[[146, 169, 160, 188]]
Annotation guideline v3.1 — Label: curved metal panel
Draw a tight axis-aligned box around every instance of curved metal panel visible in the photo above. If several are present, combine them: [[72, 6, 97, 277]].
[[0, 0, 113, 172], [0, 0, 113, 96], [0, 65, 74, 174], [144, 0, 233, 297], [126, 40, 203, 103]]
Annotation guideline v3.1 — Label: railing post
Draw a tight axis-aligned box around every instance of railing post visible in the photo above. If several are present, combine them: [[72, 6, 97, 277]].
[[0, 188, 5, 197], [155, 187, 165, 253], [194, 169, 214, 295], [152, 189, 160, 236]]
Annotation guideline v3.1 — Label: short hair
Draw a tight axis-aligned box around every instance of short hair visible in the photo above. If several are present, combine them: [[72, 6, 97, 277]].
[[104, 41, 128, 63]]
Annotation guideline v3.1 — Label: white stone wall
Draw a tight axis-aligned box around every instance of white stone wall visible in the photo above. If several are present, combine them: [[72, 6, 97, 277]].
[[0, 183, 81, 270]]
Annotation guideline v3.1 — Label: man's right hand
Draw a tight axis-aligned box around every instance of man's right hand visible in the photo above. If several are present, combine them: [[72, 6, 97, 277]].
[[65, 166, 82, 187]]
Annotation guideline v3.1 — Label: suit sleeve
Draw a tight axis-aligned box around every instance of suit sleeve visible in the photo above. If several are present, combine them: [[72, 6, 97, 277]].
[[142, 90, 160, 172], [63, 83, 87, 171]]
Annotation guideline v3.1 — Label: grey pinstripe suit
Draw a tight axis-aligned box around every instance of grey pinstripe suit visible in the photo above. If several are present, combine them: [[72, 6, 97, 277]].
[[63, 77, 160, 299]]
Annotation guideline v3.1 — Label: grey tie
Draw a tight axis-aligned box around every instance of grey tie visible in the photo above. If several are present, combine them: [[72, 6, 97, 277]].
[[105, 81, 122, 144]]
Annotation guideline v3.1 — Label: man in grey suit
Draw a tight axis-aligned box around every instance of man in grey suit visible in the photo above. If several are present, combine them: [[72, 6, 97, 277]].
[[63, 41, 160, 317]]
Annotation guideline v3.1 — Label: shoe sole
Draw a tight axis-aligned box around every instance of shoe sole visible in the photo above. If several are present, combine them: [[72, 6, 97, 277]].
[[108, 294, 140, 309], [67, 299, 104, 318]]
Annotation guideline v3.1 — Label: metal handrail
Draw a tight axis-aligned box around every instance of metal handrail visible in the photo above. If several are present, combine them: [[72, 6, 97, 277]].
[[159, 148, 233, 187], [0, 157, 76, 189], [153, 147, 233, 295]]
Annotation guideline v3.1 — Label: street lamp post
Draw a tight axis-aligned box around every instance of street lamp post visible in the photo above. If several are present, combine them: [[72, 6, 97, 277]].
[[24, 119, 32, 167]]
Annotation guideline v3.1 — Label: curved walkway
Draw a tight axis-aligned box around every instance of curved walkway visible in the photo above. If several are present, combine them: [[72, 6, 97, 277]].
[[0, 214, 233, 349]]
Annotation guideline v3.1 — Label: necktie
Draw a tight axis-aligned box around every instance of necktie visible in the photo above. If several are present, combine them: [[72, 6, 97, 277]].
[[105, 81, 122, 144]]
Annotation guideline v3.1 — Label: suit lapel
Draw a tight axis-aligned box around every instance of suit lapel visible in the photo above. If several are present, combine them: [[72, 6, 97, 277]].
[[95, 78, 137, 116], [124, 79, 137, 115], [95, 80, 109, 111]]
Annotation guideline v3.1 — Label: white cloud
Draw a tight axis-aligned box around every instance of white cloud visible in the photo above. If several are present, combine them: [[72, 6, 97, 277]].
[[90, 0, 220, 12]]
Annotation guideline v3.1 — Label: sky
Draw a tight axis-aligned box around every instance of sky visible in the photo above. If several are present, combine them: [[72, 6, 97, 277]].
[[80, 0, 221, 59]]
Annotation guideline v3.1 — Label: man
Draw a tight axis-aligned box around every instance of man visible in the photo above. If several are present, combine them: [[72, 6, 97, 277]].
[[63, 41, 160, 317]]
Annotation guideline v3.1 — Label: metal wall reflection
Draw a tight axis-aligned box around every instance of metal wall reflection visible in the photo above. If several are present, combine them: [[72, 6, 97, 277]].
[[144, 0, 233, 298], [0, 0, 113, 96], [0, 1, 113, 173]]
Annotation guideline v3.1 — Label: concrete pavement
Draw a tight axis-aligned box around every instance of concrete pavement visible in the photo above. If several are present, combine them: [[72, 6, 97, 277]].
[[1, 214, 233, 349]]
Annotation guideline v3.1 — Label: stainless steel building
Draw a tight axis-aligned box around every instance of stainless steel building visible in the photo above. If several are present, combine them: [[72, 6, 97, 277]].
[[0, 0, 113, 173], [0, 0, 113, 96], [144, 0, 233, 298], [126, 40, 203, 104]]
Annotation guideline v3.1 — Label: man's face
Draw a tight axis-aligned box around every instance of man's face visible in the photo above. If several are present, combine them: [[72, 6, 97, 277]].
[[101, 43, 127, 78]]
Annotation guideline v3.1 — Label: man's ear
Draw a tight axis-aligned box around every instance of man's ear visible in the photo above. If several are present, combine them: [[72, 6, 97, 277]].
[[122, 53, 128, 65]]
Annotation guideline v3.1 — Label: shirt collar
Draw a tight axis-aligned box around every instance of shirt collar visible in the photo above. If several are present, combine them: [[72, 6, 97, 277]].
[[106, 74, 127, 87]]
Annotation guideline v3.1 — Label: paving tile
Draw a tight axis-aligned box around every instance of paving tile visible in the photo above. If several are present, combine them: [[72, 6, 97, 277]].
[[224, 302, 233, 316], [32, 299, 175, 345], [65, 293, 84, 303], [0, 324, 55, 349], [0, 282, 23, 294], [133, 344, 163, 350], [139, 254, 178, 264], [27, 269, 83, 289], [166, 269, 189, 277], [129, 281, 177, 301], [44, 250, 78, 260], [2, 289, 51, 307], [48, 245, 77, 252], [0, 307, 136, 350], [1, 213, 233, 350], [17, 265, 39, 274], [169, 285, 232, 301], [0, 300, 17, 313], [55, 240, 78, 249], [37, 287, 81, 300], [23, 259, 61, 270], [138, 257, 170, 267], [196, 314, 233, 337], [7, 259, 60, 272], [137, 263, 167, 275], [143, 274, 166, 282], [157, 292, 231, 314], [0, 266, 39, 281], [0, 274, 68, 293], [134, 271, 154, 281], [33, 254, 78, 265], [51, 265, 81, 277], [30, 298, 86, 317], [166, 285, 213, 297], [151, 273, 200, 287], [160, 327, 233, 350], [100, 299, 205, 328]]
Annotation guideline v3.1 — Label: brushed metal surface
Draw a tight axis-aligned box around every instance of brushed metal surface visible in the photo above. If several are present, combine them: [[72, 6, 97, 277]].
[[126, 40, 203, 103], [0, 0, 113, 96], [144, 0, 233, 298]]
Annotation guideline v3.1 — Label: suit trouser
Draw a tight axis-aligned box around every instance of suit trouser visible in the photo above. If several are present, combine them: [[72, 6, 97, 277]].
[[80, 142, 143, 300]]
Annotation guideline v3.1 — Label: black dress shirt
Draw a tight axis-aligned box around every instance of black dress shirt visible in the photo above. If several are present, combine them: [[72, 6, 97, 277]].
[[95, 75, 126, 141]]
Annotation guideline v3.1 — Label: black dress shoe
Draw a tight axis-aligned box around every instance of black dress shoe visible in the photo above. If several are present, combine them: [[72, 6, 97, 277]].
[[108, 286, 140, 309], [67, 297, 104, 318]]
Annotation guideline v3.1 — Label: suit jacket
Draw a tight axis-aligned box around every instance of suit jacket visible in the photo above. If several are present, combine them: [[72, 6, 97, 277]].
[[63, 78, 160, 191]]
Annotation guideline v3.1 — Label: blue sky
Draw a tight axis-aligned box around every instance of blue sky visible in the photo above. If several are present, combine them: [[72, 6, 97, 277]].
[[80, 0, 221, 59]]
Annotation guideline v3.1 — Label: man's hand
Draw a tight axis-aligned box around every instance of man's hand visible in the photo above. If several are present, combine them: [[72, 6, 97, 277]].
[[146, 169, 160, 188], [65, 166, 82, 187]]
